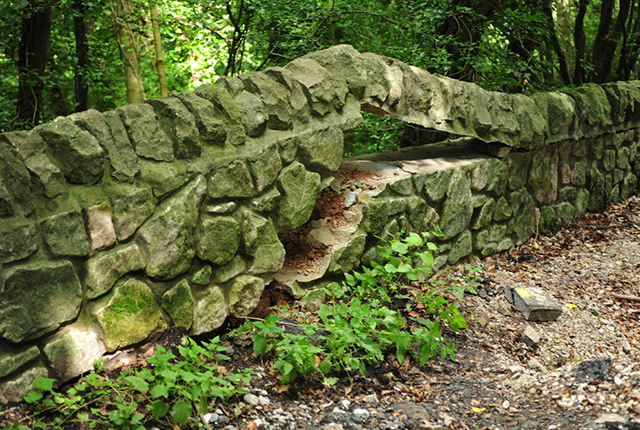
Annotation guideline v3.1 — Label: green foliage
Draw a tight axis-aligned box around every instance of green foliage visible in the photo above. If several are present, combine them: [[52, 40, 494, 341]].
[[21, 336, 251, 429], [234, 230, 476, 384], [344, 113, 403, 157]]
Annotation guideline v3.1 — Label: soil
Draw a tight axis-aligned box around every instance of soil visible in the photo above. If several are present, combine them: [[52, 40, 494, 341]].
[[4, 194, 640, 429]]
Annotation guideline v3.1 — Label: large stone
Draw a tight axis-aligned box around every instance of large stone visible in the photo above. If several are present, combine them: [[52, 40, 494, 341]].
[[0, 260, 82, 342], [0, 219, 38, 264], [531, 91, 575, 141], [239, 209, 286, 274], [234, 91, 267, 137], [109, 184, 155, 241], [0, 344, 39, 379], [0, 364, 48, 404], [504, 286, 563, 322], [84, 243, 147, 300], [240, 71, 294, 130], [284, 57, 348, 117], [162, 279, 194, 331], [194, 83, 247, 146], [139, 159, 192, 199], [147, 97, 201, 159], [174, 91, 227, 145], [191, 285, 228, 336], [248, 145, 283, 193], [328, 234, 366, 274], [211, 255, 246, 283], [0, 139, 34, 216], [419, 169, 452, 202], [0, 179, 12, 216], [361, 199, 390, 233], [439, 170, 473, 240], [102, 111, 141, 182], [297, 127, 344, 172], [117, 103, 174, 161], [71, 109, 140, 183], [93, 278, 168, 351], [276, 161, 321, 230], [35, 117, 105, 184], [87, 201, 117, 251], [0, 132, 67, 198], [208, 161, 256, 198], [42, 326, 105, 383], [39, 210, 90, 257], [195, 215, 241, 266], [137, 176, 206, 280], [307, 44, 368, 99], [528, 147, 559, 205], [448, 229, 473, 264], [228, 275, 265, 318]]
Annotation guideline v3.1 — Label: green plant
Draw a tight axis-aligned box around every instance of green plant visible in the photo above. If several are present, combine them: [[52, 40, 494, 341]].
[[22, 336, 251, 429], [235, 230, 476, 384]]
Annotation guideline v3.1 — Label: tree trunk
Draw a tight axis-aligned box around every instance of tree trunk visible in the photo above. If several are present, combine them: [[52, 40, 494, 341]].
[[110, 0, 145, 103], [150, 1, 168, 97], [573, 0, 588, 85], [617, 0, 640, 80], [16, 0, 53, 126], [73, 0, 89, 112], [541, 0, 571, 85], [591, 0, 616, 82]]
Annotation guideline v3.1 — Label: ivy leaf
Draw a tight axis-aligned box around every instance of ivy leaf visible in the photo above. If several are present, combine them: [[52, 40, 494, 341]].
[[151, 400, 169, 419], [253, 334, 268, 355], [391, 241, 408, 255], [150, 383, 169, 399]]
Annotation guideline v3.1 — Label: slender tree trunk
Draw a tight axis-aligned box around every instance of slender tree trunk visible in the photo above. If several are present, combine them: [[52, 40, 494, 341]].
[[73, 0, 89, 112], [591, 0, 616, 82], [150, 1, 168, 97], [573, 0, 588, 85], [16, 0, 52, 126], [110, 0, 145, 103], [541, 0, 571, 85], [618, 0, 640, 80]]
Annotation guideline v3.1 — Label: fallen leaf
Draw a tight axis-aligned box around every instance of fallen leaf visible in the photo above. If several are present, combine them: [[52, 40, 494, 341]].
[[472, 407, 486, 413], [565, 303, 576, 309]]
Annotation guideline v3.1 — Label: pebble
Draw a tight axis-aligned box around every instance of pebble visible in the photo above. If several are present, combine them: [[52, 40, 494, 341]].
[[501, 400, 510, 409], [244, 393, 260, 406], [363, 394, 379, 405], [341, 399, 351, 409], [352, 408, 370, 421]]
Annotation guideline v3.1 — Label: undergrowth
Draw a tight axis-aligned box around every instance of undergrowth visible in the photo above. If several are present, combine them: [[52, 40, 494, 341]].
[[2, 231, 479, 429], [234, 230, 478, 384]]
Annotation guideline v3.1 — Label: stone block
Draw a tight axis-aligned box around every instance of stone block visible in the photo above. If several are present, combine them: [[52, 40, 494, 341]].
[[117, 103, 174, 161], [174, 91, 226, 145], [0, 260, 82, 342], [234, 91, 267, 137], [228, 275, 265, 318], [0, 139, 34, 216], [194, 83, 247, 146], [42, 326, 105, 383], [93, 278, 168, 351], [40, 210, 90, 257], [248, 145, 282, 193], [211, 255, 246, 283], [0, 219, 38, 264], [35, 117, 105, 184], [528, 147, 558, 205], [276, 161, 321, 230], [0, 132, 67, 198], [84, 243, 147, 300], [191, 285, 228, 336], [138, 176, 206, 280], [0, 344, 40, 379], [439, 170, 473, 240], [147, 97, 201, 159], [0, 364, 48, 404], [162, 279, 194, 331], [71, 109, 140, 183], [109, 184, 155, 241], [504, 286, 562, 321], [88, 201, 117, 251], [208, 161, 255, 198], [297, 127, 344, 173], [195, 215, 240, 266], [139, 159, 192, 199]]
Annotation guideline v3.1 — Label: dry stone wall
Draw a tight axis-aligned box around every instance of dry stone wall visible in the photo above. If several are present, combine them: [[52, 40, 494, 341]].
[[1, 44, 640, 402]]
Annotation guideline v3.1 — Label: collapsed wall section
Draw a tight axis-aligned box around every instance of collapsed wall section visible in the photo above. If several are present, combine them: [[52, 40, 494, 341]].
[[0, 44, 639, 401]]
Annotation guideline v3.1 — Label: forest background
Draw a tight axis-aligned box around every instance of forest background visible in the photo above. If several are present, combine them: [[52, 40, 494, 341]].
[[3, 0, 640, 147]]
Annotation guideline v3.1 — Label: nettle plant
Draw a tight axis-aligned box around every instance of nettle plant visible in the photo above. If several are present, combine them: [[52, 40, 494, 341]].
[[236, 230, 478, 385], [20, 337, 252, 430]]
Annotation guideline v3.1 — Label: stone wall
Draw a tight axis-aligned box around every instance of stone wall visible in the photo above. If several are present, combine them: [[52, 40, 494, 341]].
[[1, 45, 639, 402]]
